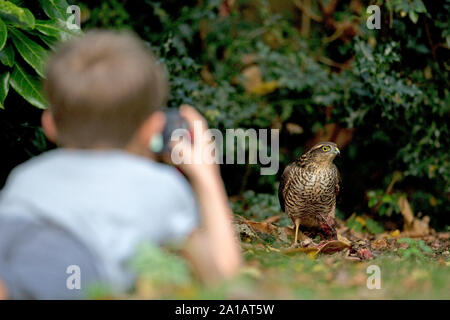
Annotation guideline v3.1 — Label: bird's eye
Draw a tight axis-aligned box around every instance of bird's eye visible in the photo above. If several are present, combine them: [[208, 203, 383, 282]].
[[322, 146, 331, 152]]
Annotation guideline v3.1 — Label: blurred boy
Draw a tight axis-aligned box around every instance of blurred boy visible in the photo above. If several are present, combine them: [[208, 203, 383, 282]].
[[0, 30, 241, 299]]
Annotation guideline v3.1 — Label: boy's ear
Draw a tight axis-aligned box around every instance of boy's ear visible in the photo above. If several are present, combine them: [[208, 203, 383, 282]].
[[138, 111, 165, 147], [41, 110, 58, 143]]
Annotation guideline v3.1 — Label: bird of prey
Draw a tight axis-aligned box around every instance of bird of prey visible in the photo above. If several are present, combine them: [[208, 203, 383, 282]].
[[278, 142, 341, 245]]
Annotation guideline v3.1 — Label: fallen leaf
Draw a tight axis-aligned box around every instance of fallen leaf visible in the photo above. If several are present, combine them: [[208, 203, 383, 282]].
[[318, 240, 351, 255], [282, 246, 319, 255], [398, 196, 414, 225], [391, 229, 401, 237], [200, 66, 216, 86], [241, 65, 262, 92], [398, 196, 430, 237], [242, 218, 277, 234], [248, 80, 278, 95], [355, 216, 366, 227], [262, 215, 281, 224], [371, 239, 387, 250], [337, 234, 352, 246], [285, 123, 304, 135]]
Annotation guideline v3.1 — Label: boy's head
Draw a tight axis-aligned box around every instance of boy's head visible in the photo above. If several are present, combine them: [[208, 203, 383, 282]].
[[43, 30, 168, 148]]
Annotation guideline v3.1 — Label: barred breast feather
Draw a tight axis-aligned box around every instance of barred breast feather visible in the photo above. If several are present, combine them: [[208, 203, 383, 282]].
[[278, 145, 340, 233]]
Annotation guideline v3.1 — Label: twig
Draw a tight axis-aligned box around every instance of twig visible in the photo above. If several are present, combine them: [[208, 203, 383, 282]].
[[423, 17, 437, 60], [322, 27, 344, 44], [317, 56, 351, 70], [293, 0, 323, 23], [301, 0, 311, 37], [373, 172, 401, 213]]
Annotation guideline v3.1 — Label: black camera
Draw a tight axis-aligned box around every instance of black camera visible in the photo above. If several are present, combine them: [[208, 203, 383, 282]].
[[152, 108, 190, 155]]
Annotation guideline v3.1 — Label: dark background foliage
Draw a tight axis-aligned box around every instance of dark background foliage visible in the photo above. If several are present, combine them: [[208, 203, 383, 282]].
[[0, 0, 448, 230]]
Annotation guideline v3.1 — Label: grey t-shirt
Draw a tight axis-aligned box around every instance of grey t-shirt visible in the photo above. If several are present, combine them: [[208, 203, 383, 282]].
[[0, 149, 199, 292]]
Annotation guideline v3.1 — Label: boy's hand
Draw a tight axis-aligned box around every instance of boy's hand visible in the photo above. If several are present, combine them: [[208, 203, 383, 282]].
[[171, 105, 220, 184]]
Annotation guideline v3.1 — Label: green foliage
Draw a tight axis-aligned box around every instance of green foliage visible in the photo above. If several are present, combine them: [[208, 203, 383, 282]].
[[0, 0, 79, 109], [118, 0, 448, 227], [0, 0, 448, 228], [365, 217, 385, 234], [87, 0, 130, 29], [347, 215, 384, 234], [386, 0, 427, 24], [130, 244, 192, 287], [346, 215, 365, 233], [9, 63, 46, 108], [230, 190, 291, 226], [398, 237, 433, 261], [367, 189, 403, 217]]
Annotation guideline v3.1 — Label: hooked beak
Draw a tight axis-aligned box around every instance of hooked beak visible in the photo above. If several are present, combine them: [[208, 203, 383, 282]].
[[334, 147, 340, 155]]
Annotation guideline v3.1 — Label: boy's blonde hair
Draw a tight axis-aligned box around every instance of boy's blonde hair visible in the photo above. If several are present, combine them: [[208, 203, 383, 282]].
[[43, 30, 168, 148]]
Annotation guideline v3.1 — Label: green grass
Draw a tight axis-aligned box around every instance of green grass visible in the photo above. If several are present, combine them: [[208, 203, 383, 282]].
[[88, 240, 449, 300]]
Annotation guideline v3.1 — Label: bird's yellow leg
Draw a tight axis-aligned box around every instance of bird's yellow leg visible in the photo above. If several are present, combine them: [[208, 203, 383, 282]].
[[294, 218, 300, 244], [294, 218, 308, 245]]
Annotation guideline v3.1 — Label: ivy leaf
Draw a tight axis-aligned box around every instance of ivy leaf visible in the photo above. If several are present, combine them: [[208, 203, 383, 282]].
[[0, 42, 15, 66], [9, 28, 47, 77], [38, 0, 70, 21], [0, 17, 6, 50], [0, 0, 35, 29], [0, 71, 10, 108], [9, 63, 46, 109]]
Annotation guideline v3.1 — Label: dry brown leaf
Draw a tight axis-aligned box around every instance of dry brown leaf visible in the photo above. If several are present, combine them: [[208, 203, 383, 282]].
[[398, 196, 431, 237], [437, 232, 450, 240], [242, 53, 258, 66], [200, 66, 216, 86], [242, 218, 277, 235], [241, 65, 278, 95], [241, 65, 262, 92], [318, 240, 351, 255], [282, 246, 319, 255], [285, 123, 304, 135], [337, 234, 352, 246], [371, 239, 388, 250], [262, 215, 281, 224], [398, 196, 414, 225]]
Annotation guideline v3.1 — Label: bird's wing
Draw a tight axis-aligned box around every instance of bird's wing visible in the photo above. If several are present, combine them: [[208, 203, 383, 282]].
[[333, 164, 341, 198], [278, 162, 295, 212]]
